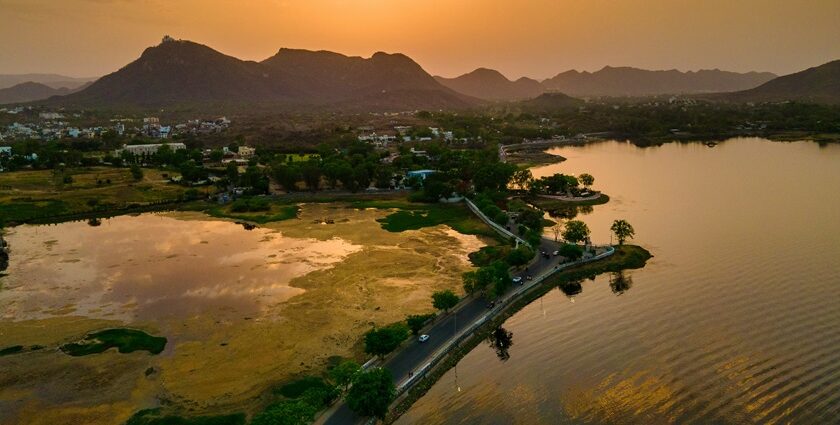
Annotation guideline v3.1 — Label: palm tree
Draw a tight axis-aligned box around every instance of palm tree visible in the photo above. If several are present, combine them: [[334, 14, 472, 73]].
[[610, 219, 635, 245]]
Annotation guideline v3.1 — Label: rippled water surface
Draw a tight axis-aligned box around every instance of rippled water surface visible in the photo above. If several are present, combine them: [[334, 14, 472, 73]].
[[398, 139, 840, 424]]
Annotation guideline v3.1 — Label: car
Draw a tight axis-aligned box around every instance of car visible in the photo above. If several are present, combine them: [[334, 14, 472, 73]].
[[512, 276, 523, 285], [418, 334, 430, 343], [552, 250, 560, 256], [526, 275, 532, 280], [486, 301, 496, 308]]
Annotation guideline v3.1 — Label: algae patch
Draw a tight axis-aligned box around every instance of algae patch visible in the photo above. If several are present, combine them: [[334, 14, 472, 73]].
[[60, 329, 167, 356]]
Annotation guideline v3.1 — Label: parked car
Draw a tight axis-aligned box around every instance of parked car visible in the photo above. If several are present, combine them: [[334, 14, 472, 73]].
[[512, 276, 523, 285], [418, 334, 430, 343]]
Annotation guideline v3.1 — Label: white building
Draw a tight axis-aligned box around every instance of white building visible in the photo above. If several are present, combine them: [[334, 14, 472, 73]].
[[116, 143, 186, 156]]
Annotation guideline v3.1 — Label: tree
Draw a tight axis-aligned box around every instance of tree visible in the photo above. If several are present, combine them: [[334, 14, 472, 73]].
[[346, 368, 396, 419], [431, 289, 459, 312], [506, 246, 534, 266], [610, 219, 635, 245], [301, 161, 322, 192], [406, 313, 434, 335], [329, 360, 361, 392], [511, 169, 533, 191], [578, 173, 595, 189], [364, 324, 409, 358], [129, 164, 143, 181], [558, 243, 583, 260], [552, 223, 562, 242], [562, 220, 590, 244]]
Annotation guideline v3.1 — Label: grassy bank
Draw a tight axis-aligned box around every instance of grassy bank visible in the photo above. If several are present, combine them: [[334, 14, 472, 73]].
[[60, 328, 167, 356], [527, 193, 611, 209], [384, 245, 652, 424], [0, 167, 198, 224], [125, 408, 246, 425]]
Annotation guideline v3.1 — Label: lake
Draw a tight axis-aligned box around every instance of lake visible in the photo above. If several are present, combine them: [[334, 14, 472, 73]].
[[0, 205, 484, 425], [398, 138, 840, 424]]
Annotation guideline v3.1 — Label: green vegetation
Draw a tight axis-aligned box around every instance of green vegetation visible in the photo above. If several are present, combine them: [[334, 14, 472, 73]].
[[346, 368, 396, 419], [364, 323, 410, 359], [611, 219, 636, 245], [375, 203, 495, 237], [405, 314, 436, 336], [468, 245, 512, 267], [229, 197, 270, 212], [386, 245, 652, 424], [558, 243, 584, 260], [0, 167, 192, 224], [59, 328, 167, 356], [462, 260, 512, 299], [431, 289, 459, 312], [562, 220, 591, 244], [328, 360, 361, 392], [125, 408, 245, 425], [205, 202, 299, 224], [0, 345, 24, 356]]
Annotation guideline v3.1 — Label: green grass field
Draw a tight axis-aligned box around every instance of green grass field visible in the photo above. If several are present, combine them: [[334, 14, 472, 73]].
[[0, 167, 195, 223]]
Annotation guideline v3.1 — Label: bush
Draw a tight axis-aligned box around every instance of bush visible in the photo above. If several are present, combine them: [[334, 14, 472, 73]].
[[506, 246, 534, 266], [559, 243, 584, 260], [230, 197, 270, 212], [364, 323, 409, 358], [406, 314, 435, 335]]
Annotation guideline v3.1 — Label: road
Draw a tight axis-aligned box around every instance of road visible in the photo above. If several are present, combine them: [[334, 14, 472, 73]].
[[322, 219, 563, 425]]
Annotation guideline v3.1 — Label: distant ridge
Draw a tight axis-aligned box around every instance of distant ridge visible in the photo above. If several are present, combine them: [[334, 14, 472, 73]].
[[435, 68, 544, 101], [0, 81, 86, 104], [726, 60, 840, 104], [50, 37, 477, 111], [542, 66, 777, 97], [0, 73, 95, 90]]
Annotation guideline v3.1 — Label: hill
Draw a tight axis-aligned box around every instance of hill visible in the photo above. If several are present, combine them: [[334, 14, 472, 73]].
[[542, 66, 776, 97], [0, 74, 95, 90], [0, 82, 81, 104], [51, 38, 476, 111], [435, 68, 544, 101], [519, 92, 584, 111], [727, 60, 840, 104]]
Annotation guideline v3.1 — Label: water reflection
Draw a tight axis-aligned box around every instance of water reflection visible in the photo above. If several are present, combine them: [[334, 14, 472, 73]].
[[487, 326, 514, 362], [398, 138, 840, 424], [608, 271, 633, 295], [559, 279, 583, 297], [0, 213, 361, 321]]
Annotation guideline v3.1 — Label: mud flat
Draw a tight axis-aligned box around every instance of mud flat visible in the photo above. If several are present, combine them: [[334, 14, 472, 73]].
[[0, 204, 486, 424]]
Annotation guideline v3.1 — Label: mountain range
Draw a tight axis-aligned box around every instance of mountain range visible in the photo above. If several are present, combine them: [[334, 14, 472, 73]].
[[540, 67, 777, 97], [727, 60, 840, 104], [434, 68, 544, 101], [0, 74, 95, 90], [6, 37, 838, 109], [49, 38, 475, 110], [0, 81, 88, 104]]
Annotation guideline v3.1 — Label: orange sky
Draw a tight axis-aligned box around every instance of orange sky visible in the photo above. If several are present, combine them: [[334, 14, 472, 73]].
[[2, 0, 839, 79]]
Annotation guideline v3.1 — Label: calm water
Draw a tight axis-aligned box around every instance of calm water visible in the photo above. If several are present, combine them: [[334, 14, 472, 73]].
[[398, 138, 840, 424]]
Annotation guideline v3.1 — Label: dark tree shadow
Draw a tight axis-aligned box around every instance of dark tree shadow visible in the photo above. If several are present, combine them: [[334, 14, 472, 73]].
[[609, 271, 634, 295], [487, 326, 514, 362]]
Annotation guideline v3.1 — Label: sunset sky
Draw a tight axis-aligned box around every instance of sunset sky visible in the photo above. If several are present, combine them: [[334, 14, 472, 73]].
[[2, 0, 839, 79]]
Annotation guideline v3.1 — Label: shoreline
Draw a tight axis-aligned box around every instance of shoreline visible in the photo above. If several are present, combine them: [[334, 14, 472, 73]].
[[384, 245, 652, 424]]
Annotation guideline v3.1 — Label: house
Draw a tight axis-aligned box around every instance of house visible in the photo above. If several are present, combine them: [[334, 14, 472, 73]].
[[116, 143, 186, 156], [406, 169, 437, 180], [238, 146, 256, 158]]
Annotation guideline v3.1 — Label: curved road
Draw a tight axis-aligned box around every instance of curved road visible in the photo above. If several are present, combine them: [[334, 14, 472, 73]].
[[321, 220, 563, 425]]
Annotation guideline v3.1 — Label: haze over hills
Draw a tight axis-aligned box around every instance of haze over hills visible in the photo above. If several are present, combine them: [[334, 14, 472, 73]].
[[727, 60, 840, 104], [0, 74, 95, 90], [0, 81, 86, 104], [434, 68, 544, 101], [541, 66, 777, 97], [50, 37, 476, 111]]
